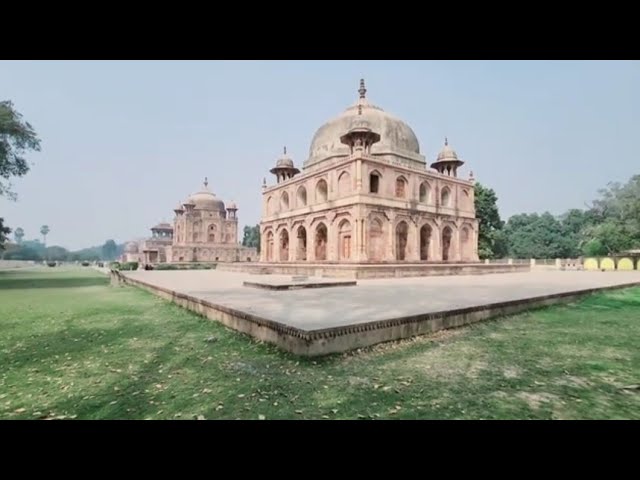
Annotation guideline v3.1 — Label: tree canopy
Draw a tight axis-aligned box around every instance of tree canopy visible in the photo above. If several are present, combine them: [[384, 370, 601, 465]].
[[474, 183, 507, 259], [0, 100, 41, 200], [102, 239, 118, 261], [242, 225, 260, 253]]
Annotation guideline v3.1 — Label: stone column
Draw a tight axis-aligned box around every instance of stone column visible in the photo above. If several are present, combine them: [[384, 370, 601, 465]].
[[408, 221, 420, 262], [387, 216, 396, 262], [433, 222, 442, 261]]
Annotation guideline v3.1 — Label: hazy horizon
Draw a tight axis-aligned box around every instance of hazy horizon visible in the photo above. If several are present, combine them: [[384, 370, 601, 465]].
[[1, 60, 638, 250]]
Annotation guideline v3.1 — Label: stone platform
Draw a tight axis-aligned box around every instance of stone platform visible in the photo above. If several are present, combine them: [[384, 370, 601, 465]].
[[243, 277, 357, 290], [217, 261, 529, 279], [113, 269, 640, 356]]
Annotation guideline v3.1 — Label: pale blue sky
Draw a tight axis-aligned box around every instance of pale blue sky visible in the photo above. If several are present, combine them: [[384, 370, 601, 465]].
[[1, 60, 638, 250]]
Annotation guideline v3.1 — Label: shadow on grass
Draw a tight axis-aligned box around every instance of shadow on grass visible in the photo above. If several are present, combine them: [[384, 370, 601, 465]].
[[0, 276, 108, 290], [45, 339, 204, 419], [0, 322, 152, 369]]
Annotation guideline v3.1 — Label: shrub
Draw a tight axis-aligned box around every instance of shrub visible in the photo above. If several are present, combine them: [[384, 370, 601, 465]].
[[81, 261, 90, 267], [118, 262, 139, 271], [47, 261, 57, 267]]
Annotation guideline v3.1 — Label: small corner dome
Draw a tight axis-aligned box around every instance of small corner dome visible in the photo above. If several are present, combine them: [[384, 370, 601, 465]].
[[227, 200, 238, 210], [275, 147, 295, 168], [437, 138, 460, 161]]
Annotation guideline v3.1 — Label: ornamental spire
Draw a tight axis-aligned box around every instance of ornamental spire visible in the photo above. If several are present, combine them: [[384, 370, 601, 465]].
[[358, 78, 366, 99]]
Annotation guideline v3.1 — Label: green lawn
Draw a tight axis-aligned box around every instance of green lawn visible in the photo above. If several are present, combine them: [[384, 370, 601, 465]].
[[1, 267, 639, 420]]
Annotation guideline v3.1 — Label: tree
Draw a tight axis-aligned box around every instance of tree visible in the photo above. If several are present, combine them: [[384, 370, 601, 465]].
[[580, 175, 640, 254], [242, 224, 261, 253], [101, 239, 118, 261], [0, 100, 42, 200], [46, 246, 69, 262], [474, 183, 506, 259], [503, 212, 576, 259], [0, 218, 10, 250], [14, 227, 24, 244], [3, 244, 42, 261], [40, 225, 50, 246]]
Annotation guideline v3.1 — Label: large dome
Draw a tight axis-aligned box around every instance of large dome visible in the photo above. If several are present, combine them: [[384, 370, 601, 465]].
[[306, 80, 421, 166], [185, 179, 226, 212]]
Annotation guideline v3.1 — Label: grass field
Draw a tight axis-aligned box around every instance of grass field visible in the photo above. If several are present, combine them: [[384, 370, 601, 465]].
[[1, 267, 639, 420]]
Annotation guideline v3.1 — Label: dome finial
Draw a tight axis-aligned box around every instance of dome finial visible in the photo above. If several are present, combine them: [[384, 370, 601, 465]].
[[204, 176, 209, 188], [444, 137, 448, 146], [358, 78, 367, 99], [283, 146, 287, 155], [358, 104, 362, 115]]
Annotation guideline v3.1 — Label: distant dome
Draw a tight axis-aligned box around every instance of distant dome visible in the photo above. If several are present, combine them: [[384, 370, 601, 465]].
[[124, 241, 139, 253], [152, 222, 173, 230], [185, 178, 226, 212], [227, 200, 238, 210], [306, 79, 420, 166]]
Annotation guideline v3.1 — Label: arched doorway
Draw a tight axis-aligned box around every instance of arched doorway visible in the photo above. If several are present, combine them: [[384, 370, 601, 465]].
[[315, 223, 327, 261], [395, 221, 409, 261], [296, 226, 307, 261], [279, 229, 289, 262], [368, 218, 384, 261], [461, 226, 472, 261], [442, 226, 453, 261], [316, 180, 328, 203], [266, 231, 274, 262], [338, 220, 352, 261], [420, 224, 432, 260]]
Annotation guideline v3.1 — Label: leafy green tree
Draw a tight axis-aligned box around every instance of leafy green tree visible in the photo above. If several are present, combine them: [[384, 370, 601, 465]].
[[40, 225, 50, 245], [0, 218, 10, 249], [13, 226, 24, 244], [474, 183, 506, 259], [0, 100, 42, 200], [101, 239, 118, 261], [3, 245, 42, 261], [242, 224, 261, 253], [503, 212, 571, 259], [46, 246, 69, 262]]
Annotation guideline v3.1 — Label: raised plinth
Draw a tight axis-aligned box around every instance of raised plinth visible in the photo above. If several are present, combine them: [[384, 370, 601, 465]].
[[218, 261, 529, 279], [243, 277, 357, 290], [113, 269, 640, 357]]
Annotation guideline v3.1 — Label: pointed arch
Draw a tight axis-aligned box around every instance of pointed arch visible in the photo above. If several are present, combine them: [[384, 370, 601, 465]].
[[297, 186, 307, 207], [369, 170, 382, 194], [266, 231, 274, 262], [395, 176, 408, 198], [314, 222, 328, 260], [419, 181, 431, 203], [395, 221, 409, 260], [337, 219, 352, 260], [280, 191, 290, 211], [338, 171, 351, 196], [296, 225, 307, 261], [279, 228, 290, 261], [368, 217, 384, 261], [441, 186, 452, 207], [316, 179, 328, 203], [420, 224, 432, 260], [442, 225, 453, 261]]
